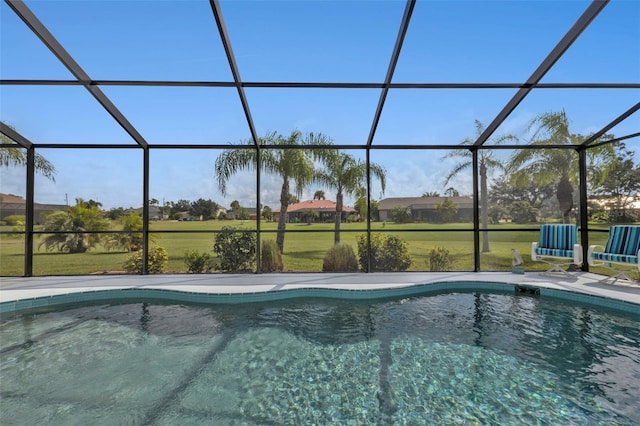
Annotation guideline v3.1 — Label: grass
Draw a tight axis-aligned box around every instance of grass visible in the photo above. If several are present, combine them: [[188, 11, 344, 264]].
[[0, 220, 633, 279]]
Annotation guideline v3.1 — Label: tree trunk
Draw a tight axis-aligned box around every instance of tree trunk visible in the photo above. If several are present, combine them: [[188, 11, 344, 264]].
[[557, 174, 574, 224], [480, 162, 490, 252], [335, 191, 343, 244], [276, 178, 290, 253]]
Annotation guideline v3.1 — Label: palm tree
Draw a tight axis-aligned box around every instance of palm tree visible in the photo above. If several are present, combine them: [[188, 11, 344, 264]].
[[509, 111, 615, 224], [444, 120, 517, 252], [313, 190, 326, 200], [39, 198, 110, 253], [215, 130, 331, 253], [1, 129, 56, 180], [315, 151, 386, 244]]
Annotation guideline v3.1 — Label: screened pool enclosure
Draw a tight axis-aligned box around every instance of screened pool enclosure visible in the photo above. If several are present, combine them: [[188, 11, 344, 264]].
[[1, 0, 638, 276]]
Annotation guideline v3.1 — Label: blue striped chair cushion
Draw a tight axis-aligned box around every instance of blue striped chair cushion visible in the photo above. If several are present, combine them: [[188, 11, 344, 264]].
[[591, 252, 638, 265], [604, 226, 640, 256], [535, 247, 575, 258], [538, 224, 577, 251]]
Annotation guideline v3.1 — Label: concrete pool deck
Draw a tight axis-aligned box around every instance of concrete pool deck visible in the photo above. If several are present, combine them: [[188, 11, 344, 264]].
[[1, 272, 639, 308]]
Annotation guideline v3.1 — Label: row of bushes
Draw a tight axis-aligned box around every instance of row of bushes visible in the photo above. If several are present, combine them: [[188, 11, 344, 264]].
[[123, 226, 452, 274]]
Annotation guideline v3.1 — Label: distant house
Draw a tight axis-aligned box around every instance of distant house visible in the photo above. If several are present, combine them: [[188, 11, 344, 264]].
[[378, 196, 474, 222], [227, 207, 258, 220], [273, 199, 355, 223], [0, 193, 67, 224], [124, 206, 164, 220]]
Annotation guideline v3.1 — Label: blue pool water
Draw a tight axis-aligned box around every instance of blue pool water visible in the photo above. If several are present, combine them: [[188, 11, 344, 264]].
[[1, 292, 639, 425]]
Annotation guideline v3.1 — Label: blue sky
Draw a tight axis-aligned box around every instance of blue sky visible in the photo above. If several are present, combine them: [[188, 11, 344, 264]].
[[1, 0, 639, 210]]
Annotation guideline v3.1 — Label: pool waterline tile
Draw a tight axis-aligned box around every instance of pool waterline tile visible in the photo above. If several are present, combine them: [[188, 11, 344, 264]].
[[1, 272, 639, 316]]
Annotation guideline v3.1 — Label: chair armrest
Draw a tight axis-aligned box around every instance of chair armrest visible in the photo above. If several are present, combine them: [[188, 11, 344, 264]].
[[531, 242, 538, 261], [573, 243, 582, 265], [587, 245, 605, 266]]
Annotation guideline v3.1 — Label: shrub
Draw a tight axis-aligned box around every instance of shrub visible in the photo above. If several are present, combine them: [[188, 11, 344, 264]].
[[3, 215, 25, 226], [389, 206, 413, 224], [435, 198, 458, 223], [356, 233, 412, 272], [322, 243, 358, 272], [213, 226, 256, 272], [260, 239, 283, 272], [428, 246, 451, 271], [184, 249, 213, 273], [608, 209, 638, 223], [123, 245, 168, 274], [510, 201, 538, 224], [378, 235, 412, 271]]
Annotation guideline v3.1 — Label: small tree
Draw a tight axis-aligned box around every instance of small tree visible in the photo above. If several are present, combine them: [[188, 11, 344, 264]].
[[488, 204, 509, 224], [435, 198, 458, 223], [353, 190, 380, 222], [510, 201, 538, 224], [390, 206, 412, 224], [104, 212, 147, 252], [39, 199, 110, 253], [237, 208, 250, 221], [190, 198, 218, 220], [213, 226, 256, 272], [262, 205, 273, 221], [299, 209, 319, 224]]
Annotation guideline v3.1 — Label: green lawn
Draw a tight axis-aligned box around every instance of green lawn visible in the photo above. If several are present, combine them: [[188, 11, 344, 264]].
[[0, 220, 630, 278]]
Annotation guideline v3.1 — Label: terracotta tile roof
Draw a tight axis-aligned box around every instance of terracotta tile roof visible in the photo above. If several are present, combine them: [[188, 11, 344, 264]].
[[273, 199, 354, 213]]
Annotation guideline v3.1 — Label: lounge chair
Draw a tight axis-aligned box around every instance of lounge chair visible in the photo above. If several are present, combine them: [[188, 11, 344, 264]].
[[531, 224, 582, 277], [587, 225, 640, 282]]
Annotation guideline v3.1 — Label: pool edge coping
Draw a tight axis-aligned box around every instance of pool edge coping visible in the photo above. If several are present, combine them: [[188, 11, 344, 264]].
[[2, 280, 639, 316]]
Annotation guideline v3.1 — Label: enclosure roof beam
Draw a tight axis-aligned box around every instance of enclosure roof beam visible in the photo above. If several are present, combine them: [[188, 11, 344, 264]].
[[473, 0, 609, 147], [0, 121, 33, 148], [5, 0, 149, 149], [366, 0, 416, 147], [209, 0, 260, 148], [580, 102, 640, 147]]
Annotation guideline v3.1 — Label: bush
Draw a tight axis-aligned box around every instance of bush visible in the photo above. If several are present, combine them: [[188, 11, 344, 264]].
[[213, 226, 256, 272], [322, 243, 358, 272], [356, 233, 412, 272], [184, 250, 213, 273], [428, 247, 451, 271], [435, 198, 458, 223], [261, 239, 283, 272], [608, 209, 639, 223], [389, 206, 413, 224], [3, 215, 25, 226], [123, 245, 169, 274], [510, 201, 538, 224]]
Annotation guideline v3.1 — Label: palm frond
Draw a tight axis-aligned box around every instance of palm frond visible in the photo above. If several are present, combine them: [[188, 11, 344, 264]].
[[214, 147, 257, 195]]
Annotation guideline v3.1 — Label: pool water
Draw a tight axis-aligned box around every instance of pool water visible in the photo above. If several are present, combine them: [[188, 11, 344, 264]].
[[1, 292, 639, 425]]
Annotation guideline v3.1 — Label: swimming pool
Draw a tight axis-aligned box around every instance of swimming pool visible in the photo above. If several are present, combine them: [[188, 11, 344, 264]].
[[1, 291, 639, 425]]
